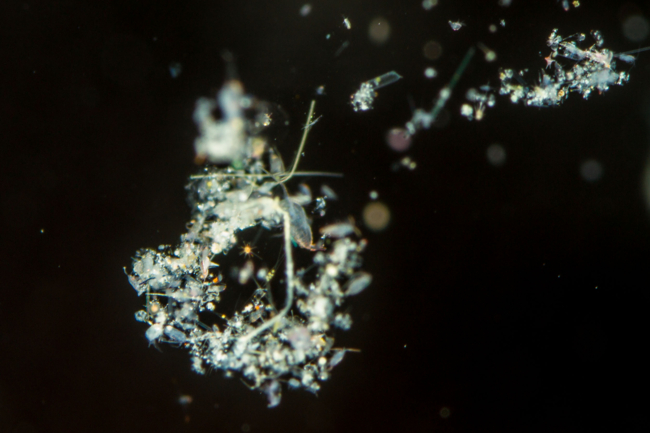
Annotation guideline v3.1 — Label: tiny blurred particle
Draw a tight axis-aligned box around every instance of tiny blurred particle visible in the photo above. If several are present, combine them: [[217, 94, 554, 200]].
[[369, 190, 378, 200], [422, 0, 438, 10], [368, 16, 391, 45], [326, 33, 331, 39], [477, 42, 496, 62], [400, 156, 416, 170], [343, 16, 351, 29], [315, 85, 326, 95], [178, 395, 193, 406], [386, 127, 412, 152], [169, 62, 182, 78], [363, 201, 390, 232], [498, 0, 512, 6], [241, 423, 251, 432], [424, 67, 437, 78], [622, 15, 649, 42], [449, 21, 465, 31], [40, 228, 44, 233], [334, 41, 350, 57], [320, 184, 338, 199], [486, 143, 506, 167], [460, 104, 474, 121], [500, 19, 506, 27], [440, 407, 451, 418], [423, 40, 443, 60], [580, 159, 603, 182], [300, 4, 311, 16], [488, 24, 497, 33]]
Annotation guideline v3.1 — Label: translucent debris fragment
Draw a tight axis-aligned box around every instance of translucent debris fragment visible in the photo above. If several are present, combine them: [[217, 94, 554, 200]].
[[499, 29, 631, 107], [366, 71, 402, 90], [351, 71, 402, 111], [128, 79, 369, 407], [449, 20, 465, 31], [320, 222, 356, 238], [422, 0, 438, 10], [345, 272, 372, 296]]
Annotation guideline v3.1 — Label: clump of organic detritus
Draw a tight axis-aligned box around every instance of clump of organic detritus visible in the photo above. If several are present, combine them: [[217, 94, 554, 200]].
[[127, 79, 369, 407]]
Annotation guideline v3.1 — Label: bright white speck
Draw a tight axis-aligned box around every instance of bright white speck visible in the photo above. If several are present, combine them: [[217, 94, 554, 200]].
[[424, 67, 437, 78]]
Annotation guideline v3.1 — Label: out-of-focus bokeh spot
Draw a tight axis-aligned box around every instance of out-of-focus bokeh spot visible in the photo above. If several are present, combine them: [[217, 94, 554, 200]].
[[486, 143, 507, 167], [622, 15, 649, 42], [386, 128, 412, 152], [579, 159, 603, 182], [363, 201, 390, 232], [423, 40, 443, 60], [368, 16, 391, 45]]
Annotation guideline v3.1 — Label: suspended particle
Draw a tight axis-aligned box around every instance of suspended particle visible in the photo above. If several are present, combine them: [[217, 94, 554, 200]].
[[368, 16, 391, 45], [362, 201, 390, 232], [320, 185, 338, 200], [488, 24, 497, 33], [351, 71, 402, 111], [386, 127, 412, 152], [344, 272, 372, 296], [424, 67, 437, 78], [477, 42, 496, 62], [449, 21, 465, 31], [486, 143, 506, 167], [460, 104, 473, 121], [422, 0, 438, 10], [169, 62, 182, 79], [300, 4, 312, 16], [369, 190, 379, 200], [343, 17, 351, 29], [622, 15, 649, 42], [498, 0, 512, 6], [500, 19, 506, 27], [580, 159, 603, 182], [423, 40, 443, 60], [320, 222, 356, 238]]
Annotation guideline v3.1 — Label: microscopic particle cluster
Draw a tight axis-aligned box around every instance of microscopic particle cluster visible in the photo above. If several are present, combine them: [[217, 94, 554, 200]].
[[499, 29, 633, 107], [127, 79, 370, 407]]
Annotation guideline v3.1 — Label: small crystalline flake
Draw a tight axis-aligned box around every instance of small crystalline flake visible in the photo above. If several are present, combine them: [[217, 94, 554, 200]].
[[128, 79, 369, 407], [449, 20, 465, 31]]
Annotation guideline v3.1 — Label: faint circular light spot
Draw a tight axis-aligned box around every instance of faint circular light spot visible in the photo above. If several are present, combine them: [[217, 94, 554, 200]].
[[422, 0, 438, 10], [488, 24, 497, 33], [300, 4, 312, 16], [386, 127, 412, 152], [369, 190, 379, 200], [363, 201, 390, 232], [368, 16, 391, 45], [580, 159, 603, 182], [622, 15, 649, 42], [423, 40, 443, 60], [440, 407, 451, 418], [241, 423, 251, 432], [424, 67, 437, 78], [486, 143, 506, 167]]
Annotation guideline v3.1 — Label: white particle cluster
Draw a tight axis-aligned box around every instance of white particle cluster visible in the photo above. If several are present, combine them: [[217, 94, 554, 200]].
[[351, 71, 402, 111], [499, 29, 633, 107], [127, 79, 369, 407]]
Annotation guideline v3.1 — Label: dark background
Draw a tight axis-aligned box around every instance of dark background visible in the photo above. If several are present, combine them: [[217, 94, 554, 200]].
[[2, 0, 650, 432]]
